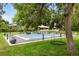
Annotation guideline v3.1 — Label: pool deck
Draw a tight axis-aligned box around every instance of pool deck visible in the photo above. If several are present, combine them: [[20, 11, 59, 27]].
[[10, 36, 47, 46], [14, 36, 43, 43]]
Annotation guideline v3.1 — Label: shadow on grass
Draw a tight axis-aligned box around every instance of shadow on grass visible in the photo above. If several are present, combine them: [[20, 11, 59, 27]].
[[50, 40, 66, 46]]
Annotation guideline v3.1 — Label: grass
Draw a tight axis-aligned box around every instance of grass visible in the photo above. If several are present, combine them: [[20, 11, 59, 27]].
[[0, 32, 79, 56]]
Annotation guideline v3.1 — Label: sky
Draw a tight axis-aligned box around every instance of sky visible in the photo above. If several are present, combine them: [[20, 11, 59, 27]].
[[2, 3, 16, 24]]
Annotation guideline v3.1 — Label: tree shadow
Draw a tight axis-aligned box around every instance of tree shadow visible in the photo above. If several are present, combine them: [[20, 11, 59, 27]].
[[50, 40, 66, 46]]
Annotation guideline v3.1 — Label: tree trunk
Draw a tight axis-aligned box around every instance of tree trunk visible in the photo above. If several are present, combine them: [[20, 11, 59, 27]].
[[64, 3, 75, 54]]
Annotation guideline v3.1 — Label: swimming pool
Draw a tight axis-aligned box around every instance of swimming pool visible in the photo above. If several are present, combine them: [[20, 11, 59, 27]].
[[4, 33, 64, 46], [16, 33, 51, 40], [15, 33, 64, 40]]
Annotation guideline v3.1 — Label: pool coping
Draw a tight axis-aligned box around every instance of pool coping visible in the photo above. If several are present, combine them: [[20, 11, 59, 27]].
[[3, 35, 12, 46]]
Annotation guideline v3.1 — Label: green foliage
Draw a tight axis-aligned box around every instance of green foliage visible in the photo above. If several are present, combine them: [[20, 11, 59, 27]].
[[0, 3, 9, 32], [12, 3, 52, 31], [0, 16, 9, 32], [49, 4, 65, 30], [12, 3, 79, 31], [72, 4, 79, 31]]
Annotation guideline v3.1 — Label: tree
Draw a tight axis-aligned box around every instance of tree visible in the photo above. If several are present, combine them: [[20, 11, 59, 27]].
[[49, 4, 65, 37], [64, 3, 75, 54], [71, 4, 79, 31], [0, 3, 9, 32], [12, 3, 51, 31]]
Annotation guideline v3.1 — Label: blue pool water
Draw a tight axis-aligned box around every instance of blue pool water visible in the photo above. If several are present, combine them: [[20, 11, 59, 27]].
[[17, 33, 64, 40], [18, 33, 50, 39]]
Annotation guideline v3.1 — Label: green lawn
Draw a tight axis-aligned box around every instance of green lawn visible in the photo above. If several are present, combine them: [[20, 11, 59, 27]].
[[0, 32, 79, 56]]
